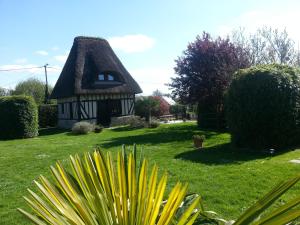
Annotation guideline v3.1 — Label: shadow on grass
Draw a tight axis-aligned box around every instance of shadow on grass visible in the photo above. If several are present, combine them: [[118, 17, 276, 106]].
[[100, 124, 221, 148], [39, 127, 68, 136], [110, 126, 144, 132], [175, 143, 274, 165], [66, 132, 91, 136]]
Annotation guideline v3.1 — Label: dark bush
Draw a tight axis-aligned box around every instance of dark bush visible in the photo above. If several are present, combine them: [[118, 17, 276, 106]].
[[0, 96, 38, 139], [226, 64, 300, 150], [38, 104, 57, 128], [94, 125, 103, 133]]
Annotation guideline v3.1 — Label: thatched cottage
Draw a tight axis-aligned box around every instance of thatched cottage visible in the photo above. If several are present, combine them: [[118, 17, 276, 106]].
[[51, 36, 142, 128]]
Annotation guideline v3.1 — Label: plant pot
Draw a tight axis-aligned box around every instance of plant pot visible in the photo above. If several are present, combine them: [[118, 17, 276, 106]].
[[193, 139, 203, 148]]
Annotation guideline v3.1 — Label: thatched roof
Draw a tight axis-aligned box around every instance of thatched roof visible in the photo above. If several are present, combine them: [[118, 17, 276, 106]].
[[51, 36, 142, 98]]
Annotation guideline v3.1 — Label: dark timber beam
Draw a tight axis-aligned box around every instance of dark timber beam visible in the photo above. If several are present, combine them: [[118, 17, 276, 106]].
[[77, 95, 81, 121]]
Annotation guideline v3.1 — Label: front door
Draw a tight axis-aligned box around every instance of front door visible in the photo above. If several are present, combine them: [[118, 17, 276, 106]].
[[97, 100, 111, 126]]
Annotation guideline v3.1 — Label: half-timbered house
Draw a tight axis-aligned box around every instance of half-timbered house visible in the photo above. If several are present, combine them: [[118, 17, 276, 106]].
[[50, 36, 142, 128]]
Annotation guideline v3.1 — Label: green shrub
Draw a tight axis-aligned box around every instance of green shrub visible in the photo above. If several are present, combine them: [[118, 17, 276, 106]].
[[128, 116, 146, 129], [0, 95, 38, 139], [110, 115, 138, 127], [38, 104, 57, 128], [226, 64, 300, 150], [71, 121, 93, 134], [148, 120, 160, 128]]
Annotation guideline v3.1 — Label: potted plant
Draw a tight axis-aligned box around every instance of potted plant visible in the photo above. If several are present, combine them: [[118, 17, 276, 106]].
[[193, 134, 205, 149]]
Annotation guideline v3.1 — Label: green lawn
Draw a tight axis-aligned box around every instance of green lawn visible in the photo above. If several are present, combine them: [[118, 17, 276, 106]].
[[1, 122, 300, 224]]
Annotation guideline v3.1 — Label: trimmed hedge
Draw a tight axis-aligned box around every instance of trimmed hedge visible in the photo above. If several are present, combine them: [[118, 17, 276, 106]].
[[39, 104, 57, 128], [0, 96, 38, 139], [226, 64, 300, 150]]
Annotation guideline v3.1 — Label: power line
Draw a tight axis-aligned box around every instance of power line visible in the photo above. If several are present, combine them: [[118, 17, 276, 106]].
[[48, 66, 61, 70], [0, 66, 43, 72], [1, 72, 41, 87]]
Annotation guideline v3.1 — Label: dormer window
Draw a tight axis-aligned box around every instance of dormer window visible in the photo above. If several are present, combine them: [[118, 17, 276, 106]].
[[94, 72, 122, 87], [97, 73, 117, 81], [98, 74, 105, 81], [108, 74, 114, 81]]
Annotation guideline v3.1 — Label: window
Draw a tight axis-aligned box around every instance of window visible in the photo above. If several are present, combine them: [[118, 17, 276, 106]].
[[98, 74, 105, 81], [108, 74, 114, 81], [96, 73, 119, 83]]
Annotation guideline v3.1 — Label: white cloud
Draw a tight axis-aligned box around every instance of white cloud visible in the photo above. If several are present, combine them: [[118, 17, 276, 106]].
[[108, 34, 155, 53], [129, 67, 174, 95], [51, 46, 59, 51], [14, 58, 28, 64], [217, 9, 300, 42], [54, 52, 69, 63], [35, 50, 48, 56]]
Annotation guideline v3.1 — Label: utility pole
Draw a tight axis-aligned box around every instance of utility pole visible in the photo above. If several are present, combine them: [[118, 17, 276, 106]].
[[297, 42, 300, 67], [44, 63, 49, 104]]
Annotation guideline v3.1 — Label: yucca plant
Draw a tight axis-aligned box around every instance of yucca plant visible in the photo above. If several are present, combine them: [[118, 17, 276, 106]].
[[193, 175, 300, 225], [232, 174, 300, 225], [18, 145, 201, 225]]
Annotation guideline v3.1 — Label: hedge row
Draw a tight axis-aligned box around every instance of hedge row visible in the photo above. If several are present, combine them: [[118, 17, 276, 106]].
[[226, 64, 300, 150], [0, 96, 38, 139]]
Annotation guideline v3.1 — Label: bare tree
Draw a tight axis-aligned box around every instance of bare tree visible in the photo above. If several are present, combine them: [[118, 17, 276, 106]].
[[231, 26, 299, 66], [296, 42, 300, 66], [0, 87, 11, 97], [259, 27, 296, 64]]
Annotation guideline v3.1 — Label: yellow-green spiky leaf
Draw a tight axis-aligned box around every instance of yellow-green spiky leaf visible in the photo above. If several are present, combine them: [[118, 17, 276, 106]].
[[19, 146, 200, 225]]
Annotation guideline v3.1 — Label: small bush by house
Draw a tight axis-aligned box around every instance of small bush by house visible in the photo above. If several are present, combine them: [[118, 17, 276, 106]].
[[128, 116, 146, 129], [148, 120, 160, 128], [71, 121, 94, 135], [226, 64, 300, 150], [38, 104, 57, 128], [0, 95, 38, 139], [110, 115, 139, 127]]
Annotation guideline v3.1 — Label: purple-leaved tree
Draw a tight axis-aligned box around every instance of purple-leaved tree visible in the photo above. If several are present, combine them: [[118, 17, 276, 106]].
[[170, 32, 250, 128]]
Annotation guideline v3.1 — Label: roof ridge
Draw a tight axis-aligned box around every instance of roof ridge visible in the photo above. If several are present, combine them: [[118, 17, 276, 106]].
[[74, 36, 107, 42]]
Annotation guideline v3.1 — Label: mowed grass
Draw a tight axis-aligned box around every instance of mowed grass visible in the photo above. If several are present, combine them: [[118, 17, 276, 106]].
[[1, 122, 300, 224]]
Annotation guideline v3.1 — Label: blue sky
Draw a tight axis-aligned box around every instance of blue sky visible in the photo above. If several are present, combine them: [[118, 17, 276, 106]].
[[1, 0, 300, 94]]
